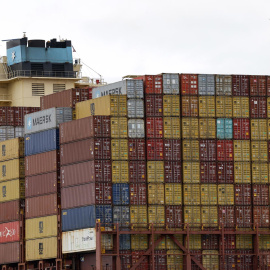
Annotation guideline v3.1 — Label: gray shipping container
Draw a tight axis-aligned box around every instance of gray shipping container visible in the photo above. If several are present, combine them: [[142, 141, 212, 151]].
[[163, 73, 180, 94], [216, 75, 232, 95], [198, 74, 215, 95], [113, 206, 130, 227], [15, 127, 24, 138], [127, 99, 144, 118], [0, 126, 15, 142], [24, 107, 72, 135], [92, 80, 144, 99], [128, 119, 145, 138]]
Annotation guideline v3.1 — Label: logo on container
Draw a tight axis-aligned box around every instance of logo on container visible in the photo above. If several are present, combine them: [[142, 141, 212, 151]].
[[27, 117, 32, 130]]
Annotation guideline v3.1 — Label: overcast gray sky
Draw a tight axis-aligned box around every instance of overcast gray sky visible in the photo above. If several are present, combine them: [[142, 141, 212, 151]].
[[1, 0, 270, 83]]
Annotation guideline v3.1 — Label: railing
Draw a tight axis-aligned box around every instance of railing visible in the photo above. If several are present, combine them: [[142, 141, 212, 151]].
[[6, 70, 79, 79], [0, 94, 11, 101]]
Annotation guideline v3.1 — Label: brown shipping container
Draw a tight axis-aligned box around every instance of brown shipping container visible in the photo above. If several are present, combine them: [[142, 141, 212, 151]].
[[146, 117, 163, 138], [128, 139, 146, 161], [199, 140, 216, 161], [61, 183, 95, 209], [142, 75, 163, 94], [60, 116, 111, 144], [218, 206, 235, 228], [235, 250, 253, 270], [250, 97, 267, 118], [181, 74, 198, 95], [147, 139, 164, 160], [25, 151, 59, 177], [25, 172, 58, 197], [163, 139, 181, 161], [130, 183, 147, 205], [233, 119, 250, 140], [234, 184, 252, 205], [250, 75, 267, 96], [252, 184, 269, 205], [145, 95, 163, 116], [164, 161, 182, 183], [220, 235, 236, 250], [235, 206, 252, 228], [181, 96, 198, 117], [129, 161, 146, 183], [200, 162, 217, 184], [25, 194, 58, 219], [217, 140, 233, 161], [0, 242, 20, 264], [95, 182, 112, 205], [165, 205, 182, 228], [267, 76, 270, 96], [253, 206, 270, 227], [60, 138, 111, 166], [202, 235, 219, 250], [217, 162, 234, 184], [0, 200, 21, 223], [232, 75, 249, 96]]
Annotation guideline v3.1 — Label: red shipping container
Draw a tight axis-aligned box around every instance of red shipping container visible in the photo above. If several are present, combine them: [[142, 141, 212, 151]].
[[223, 250, 236, 270], [164, 161, 182, 183], [14, 107, 33, 126], [233, 119, 250, 140], [0, 242, 20, 264], [252, 184, 269, 205], [250, 97, 267, 118], [232, 75, 249, 96], [0, 221, 20, 243], [181, 74, 198, 95], [30, 107, 40, 113], [253, 206, 270, 228], [199, 140, 216, 161], [129, 161, 146, 183], [120, 251, 132, 270], [147, 139, 164, 160], [235, 206, 252, 228], [0, 200, 21, 224], [25, 172, 59, 197], [217, 140, 233, 161], [164, 139, 181, 161], [250, 75, 267, 96], [25, 150, 59, 177], [95, 182, 112, 205], [181, 96, 199, 117], [202, 235, 218, 250], [217, 162, 234, 184], [150, 250, 166, 270], [220, 235, 236, 250], [235, 250, 253, 270], [218, 206, 235, 228], [200, 162, 217, 184], [141, 75, 163, 94], [190, 250, 202, 270], [165, 205, 182, 228], [128, 139, 146, 161], [145, 95, 163, 116], [267, 76, 270, 96], [7, 107, 15, 126], [130, 183, 147, 205], [0, 107, 7, 126], [268, 141, 270, 161], [146, 117, 163, 138], [132, 251, 149, 269], [235, 184, 251, 205]]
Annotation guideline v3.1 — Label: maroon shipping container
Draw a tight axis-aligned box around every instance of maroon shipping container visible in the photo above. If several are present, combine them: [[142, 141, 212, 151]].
[[223, 250, 236, 270], [25, 172, 59, 197], [232, 75, 249, 96], [267, 76, 270, 96], [0, 242, 20, 264], [165, 205, 182, 228], [0, 107, 14, 126], [268, 141, 270, 161], [140, 75, 163, 94], [220, 235, 236, 250], [128, 139, 146, 161], [235, 184, 252, 205], [218, 206, 235, 228], [132, 251, 149, 269], [250, 97, 267, 118], [0, 200, 21, 223], [202, 235, 219, 250], [25, 150, 59, 177], [61, 183, 95, 209], [95, 182, 112, 205], [200, 162, 217, 184], [150, 250, 166, 270], [120, 251, 132, 270], [217, 162, 234, 184], [147, 139, 164, 160], [181, 96, 199, 117], [0, 221, 20, 243], [236, 250, 253, 270], [190, 250, 202, 270], [217, 140, 233, 161], [60, 116, 111, 144], [60, 138, 111, 166], [235, 206, 252, 228], [146, 117, 163, 138], [181, 74, 198, 95], [199, 140, 216, 161], [252, 184, 269, 205], [14, 107, 33, 126], [25, 193, 58, 219], [164, 161, 182, 183], [145, 95, 163, 116], [61, 160, 112, 187], [233, 119, 250, 140], [253, 206, 270, 228], [250, 75, 267, 96], [164, 139, 181, 161], [130, 183, 147, 205], [129, 161, 146, 183]]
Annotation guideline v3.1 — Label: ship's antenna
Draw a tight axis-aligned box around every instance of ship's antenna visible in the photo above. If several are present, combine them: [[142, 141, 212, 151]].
[[23, 32, 26, 38]]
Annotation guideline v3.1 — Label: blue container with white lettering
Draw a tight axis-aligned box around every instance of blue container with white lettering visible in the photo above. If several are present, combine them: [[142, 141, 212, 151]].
[[112, 184, 130, 205], [216, 118, 233, 139]]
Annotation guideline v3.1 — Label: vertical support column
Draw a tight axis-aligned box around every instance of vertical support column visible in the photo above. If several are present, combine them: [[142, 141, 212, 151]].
[[253, 224, 260, 269], [38, 261, 44, 270], [56, 259, 62, 270], [116, 223, 121, 270], [220, 225, 225, 270], [185, 224, 191, 270], [2, 265, 7, 270], [151, 224, 155, 270], [96, 221, 102, 270], [18, 263, 26, 270]]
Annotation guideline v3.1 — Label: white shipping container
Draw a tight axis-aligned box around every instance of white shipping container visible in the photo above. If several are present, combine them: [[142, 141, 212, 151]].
[[128, 119, 145, 138], [62, 228, 96, 253], [127, 99, 144, 118]]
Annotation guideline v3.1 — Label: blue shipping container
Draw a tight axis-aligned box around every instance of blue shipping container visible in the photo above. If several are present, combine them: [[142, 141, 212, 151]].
[[216, 118, 233, 139], [120, 232, 131, 250], [96, 205, 113, 226], [62, 205, 96, 232], [112, 184, 130, 205], [25, 128, 59, 156], [113, 206, 130, 226]]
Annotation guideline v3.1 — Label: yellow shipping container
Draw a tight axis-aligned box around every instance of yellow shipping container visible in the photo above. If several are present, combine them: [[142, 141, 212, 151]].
[[165, 183, 182, 205], [130, 206, 148, 228], [0, 138, 24, 162], [101, 234, 113, 251], [267, 97, 270, 118], [218, 185, 234, 205], [166, 235, 183, 250], [163, 117, 181, 139], [163, 95, 180, 116], [251, 119, 267, 140], [199, 96, 215, 117], [110, 117, 128, 138], [200, 185, 217, 205], [148, 183, 164, 204], [233, 140, 250, 161], [201, 206, 218, 227], [184, 185, 200, 205], [184, 206, 201, 228], [0, 179, 24, 202], [167, 250, 183, 269], [259, 235, 270, 250], [131, 234, 148, 250], [185, 234, 202, 249], [268, 120, 270, 139], [111, 139, 128, 160], [182, 140, 199, 161], [216, 96, 233, 118], [26, 237, 57, 261], [148, 206, 165, 227], [183, 162, 200, 183], [202, 250, 219, 270], [112, 161, 129, 183], [234, 162, 251, 184], [199, 118, 216, 139], [251, 141, 268, 162], [0, 158, 24, 182], [26, 215, 58, 240], [150, 234, 166, 250], [182, 118, 199, 139], [76, 95, 127, 118], [252, 163, 268, 184], [147, 161, 164, 183], [233, 97, 249, 118], [236, 235, 253, 249]]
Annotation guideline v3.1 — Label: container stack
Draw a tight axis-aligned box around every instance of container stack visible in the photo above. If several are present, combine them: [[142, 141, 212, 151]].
[[24, 108, 72, 262]]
